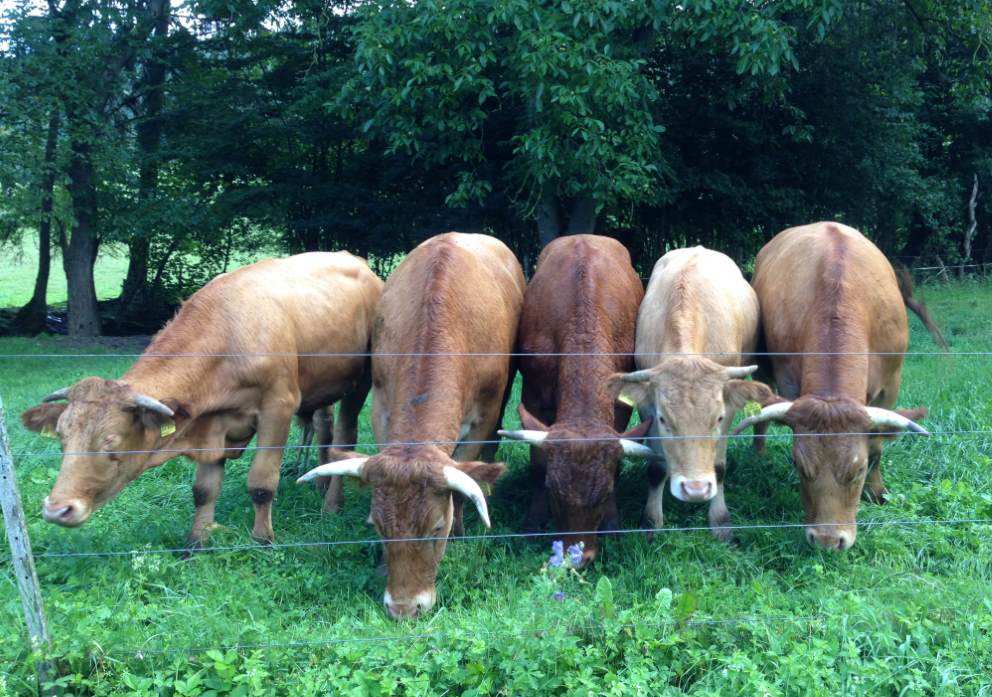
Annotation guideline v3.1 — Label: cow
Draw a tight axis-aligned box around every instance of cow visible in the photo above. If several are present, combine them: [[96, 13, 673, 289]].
[[608, 247, 781, 540], [733, 222, 943, 550], [21, 252, 383, 545], [298, 232, 524, 619], [497, 235, 653, 565]]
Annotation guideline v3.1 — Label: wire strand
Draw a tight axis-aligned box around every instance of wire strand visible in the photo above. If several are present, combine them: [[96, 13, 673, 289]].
[[13, 428, 992, 459], [28, 518, 992, 559], [0, 349, 988, 359]]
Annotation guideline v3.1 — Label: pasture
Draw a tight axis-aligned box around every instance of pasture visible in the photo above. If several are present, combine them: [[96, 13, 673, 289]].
[[1, 280, 991, 695]]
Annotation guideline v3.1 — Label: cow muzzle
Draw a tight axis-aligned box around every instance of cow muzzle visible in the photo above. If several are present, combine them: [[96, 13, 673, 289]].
[[805, 524, 856, 551], [384, 589, 436, 620], [42, 496, 90, 527], [669, 473, 717, 502]]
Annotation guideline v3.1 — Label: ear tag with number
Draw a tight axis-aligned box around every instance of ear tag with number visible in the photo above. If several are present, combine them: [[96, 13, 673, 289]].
[[160, 421, 176, 438], [41, 425, 59, 439]]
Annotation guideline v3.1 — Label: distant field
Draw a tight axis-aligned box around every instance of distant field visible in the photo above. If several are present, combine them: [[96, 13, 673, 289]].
[[0, 233, 132, 308], [1, 277, 991, 693]]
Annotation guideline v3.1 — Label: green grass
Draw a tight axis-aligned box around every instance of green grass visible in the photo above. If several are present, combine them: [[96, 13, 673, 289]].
[[2, 281, 992, 695], [0, 234, 132, 308]]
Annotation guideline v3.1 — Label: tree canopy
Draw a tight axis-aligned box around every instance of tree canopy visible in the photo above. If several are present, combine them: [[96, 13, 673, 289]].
[[1, 0, 990, 335]]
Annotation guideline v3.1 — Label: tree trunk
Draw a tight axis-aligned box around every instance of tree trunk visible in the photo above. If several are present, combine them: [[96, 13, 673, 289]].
[[961, 174, 978, 278], [64, 142, 101, 337], [536, 191, 561, 247], [566, 196, 597, 235], [117, 0, 170, 321], [13, 110, 60, 334]]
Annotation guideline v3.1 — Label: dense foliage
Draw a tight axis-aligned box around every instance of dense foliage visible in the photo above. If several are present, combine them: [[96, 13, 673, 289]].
[[0, 0, 990, 335]]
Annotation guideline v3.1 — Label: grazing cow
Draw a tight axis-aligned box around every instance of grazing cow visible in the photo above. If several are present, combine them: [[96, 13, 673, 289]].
[[299, 233, 524, 619], [609, 247, 781, 540], [734, 222, 941, 550], [498, 235, 652, 565], [21, 253, 383, 544]]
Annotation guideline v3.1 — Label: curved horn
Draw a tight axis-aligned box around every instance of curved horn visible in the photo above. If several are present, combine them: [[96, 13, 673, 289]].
[[443, 466, 491, 528], [133, 394, 175, 418], [731, 401, 794, 435], [497, 429, 548, 447], [724, 365, 759, 379], [296, 456, 369, 484], [619, 439, 655, 458], [619, 369, 655, 383], [865, 407, 930, 435], [41, 388, 70, 403]]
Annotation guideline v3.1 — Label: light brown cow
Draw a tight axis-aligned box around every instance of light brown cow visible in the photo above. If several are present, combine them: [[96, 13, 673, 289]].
[[734, 222, 940, 550], [21, 253, 383, 544], [498, 235, 652, 565], [298, 232, 524, 619], [610, 247, 780, 540]]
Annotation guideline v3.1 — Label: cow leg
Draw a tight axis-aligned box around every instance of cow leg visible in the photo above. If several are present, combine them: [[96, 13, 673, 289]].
[[451, 495, 466, 537], [295, 415, 315, 472], [247, 391, 298, 543], [311, 407, 346, 513], [864, 445, 887, 504], [188, 459, 225, 547], [643, 457, 667, 534], [752, 421, 769, 455], [709, 420, 734, 541], [334, 371, 370, 449]]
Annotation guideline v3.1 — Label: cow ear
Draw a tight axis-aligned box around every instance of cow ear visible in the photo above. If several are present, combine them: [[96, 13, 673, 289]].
[[517, 404, 549, 431], [606, 373, 649, 410], [455, 461, 505, 486], [21, 403, 66, 435], [621, 417, 653, 440], [724, 380, 784, 411]]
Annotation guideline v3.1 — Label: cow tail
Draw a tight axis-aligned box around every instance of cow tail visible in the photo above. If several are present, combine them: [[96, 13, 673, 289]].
[[895, 265, 949, 350]]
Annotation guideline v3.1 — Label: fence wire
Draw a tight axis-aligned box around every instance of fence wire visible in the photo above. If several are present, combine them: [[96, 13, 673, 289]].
[[0, 349, 989, 359], [10, 427, 992, 460], [27, 517, 992, 560]]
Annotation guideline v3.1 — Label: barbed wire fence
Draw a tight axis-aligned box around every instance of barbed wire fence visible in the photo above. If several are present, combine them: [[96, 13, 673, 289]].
[[1, 340, 991, 692]]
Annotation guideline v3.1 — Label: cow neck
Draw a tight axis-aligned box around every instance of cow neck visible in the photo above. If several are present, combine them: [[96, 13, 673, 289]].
[[122, 339, 224, 415], [386, 354, 468, 458], [555, 331, 618, 426], [798, 235, 871, 403], [659, 278, 706, 357]]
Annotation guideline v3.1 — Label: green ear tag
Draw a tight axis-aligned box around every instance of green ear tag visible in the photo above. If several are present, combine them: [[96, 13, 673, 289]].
[[617, 392, 636, 408], [742, 401, 762, 418], [41, 425, 58, 439], [160, 421, 176, 438]]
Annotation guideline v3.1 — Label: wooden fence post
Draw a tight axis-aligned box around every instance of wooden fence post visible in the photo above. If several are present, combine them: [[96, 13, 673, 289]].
[[0, 394, 56, 695]]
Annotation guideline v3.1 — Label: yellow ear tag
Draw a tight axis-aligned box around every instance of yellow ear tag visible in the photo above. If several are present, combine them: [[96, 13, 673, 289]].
[[617, 392, 636, 408], [160, 421, 176, 438], [742, 401, 762, 418], [41, 425, 58, 439]]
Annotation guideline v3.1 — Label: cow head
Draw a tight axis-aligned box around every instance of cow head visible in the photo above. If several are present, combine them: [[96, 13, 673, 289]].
[[734, 396, 928, 550], [297, 445, 503, 619], [498, 405, 653, 565], [21, 378, 183, 527], [608, 357, 781, 502]]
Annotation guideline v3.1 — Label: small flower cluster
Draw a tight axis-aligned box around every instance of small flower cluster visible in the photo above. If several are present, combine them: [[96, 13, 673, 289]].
[[548, 539, 584, 569], [545, 540, 586, 601]]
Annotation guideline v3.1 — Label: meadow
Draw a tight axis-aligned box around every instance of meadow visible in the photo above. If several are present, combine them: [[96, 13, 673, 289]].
[[1, 280, 991, 695]]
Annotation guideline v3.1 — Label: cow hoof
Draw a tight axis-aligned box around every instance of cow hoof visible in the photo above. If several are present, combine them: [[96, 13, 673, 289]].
[[180, 537, 205, 559], [710, 524, 735, 544], [251, 532, 275, 546]]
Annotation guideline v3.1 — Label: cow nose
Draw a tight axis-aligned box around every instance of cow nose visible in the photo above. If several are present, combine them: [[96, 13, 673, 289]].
[[680, 479, 712, 501], [805, 527, 853, 551], [386, 602, 420, 620], [42, 498, 87, 526]]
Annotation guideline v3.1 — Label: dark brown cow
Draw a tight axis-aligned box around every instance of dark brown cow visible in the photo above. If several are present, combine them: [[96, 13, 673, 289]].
[[22, 253, 383, 544], [498, 235, 651, 565], [735, 222, 941, 550], [299, 233, 524, 619]]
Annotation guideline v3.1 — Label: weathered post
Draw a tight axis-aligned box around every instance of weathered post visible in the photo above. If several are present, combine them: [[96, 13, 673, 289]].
[[0, 394, 55, 695]]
